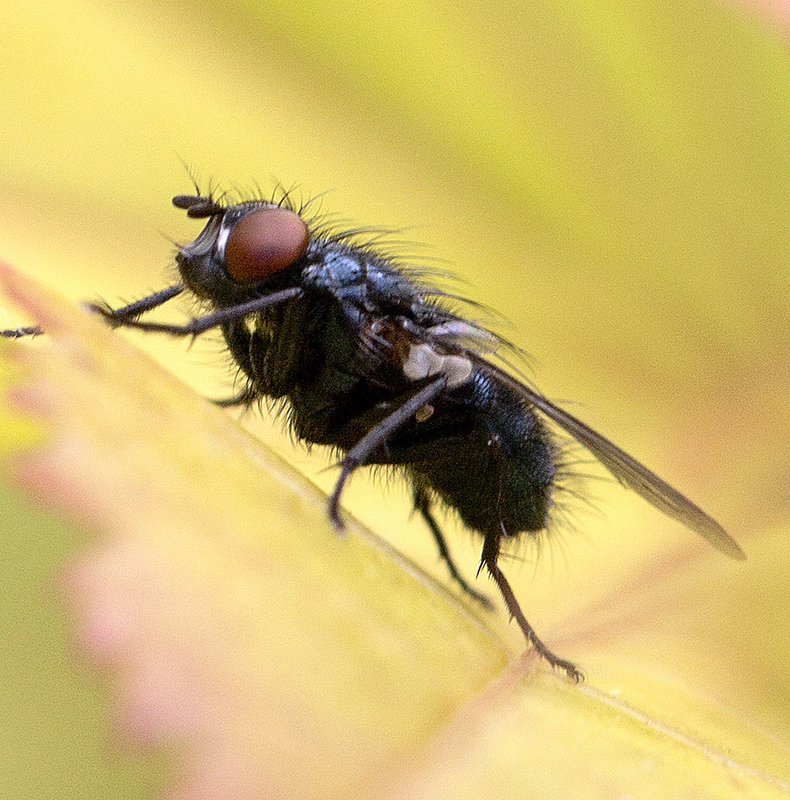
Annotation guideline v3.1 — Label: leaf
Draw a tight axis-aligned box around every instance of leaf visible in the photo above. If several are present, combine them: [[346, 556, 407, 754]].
[[1, 265, 788, 800], [0, 264, 508, 798], [1, 0, 789, 797]]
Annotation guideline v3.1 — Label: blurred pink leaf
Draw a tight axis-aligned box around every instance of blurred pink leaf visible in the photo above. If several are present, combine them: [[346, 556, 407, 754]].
[[728, 0, 790, 33]]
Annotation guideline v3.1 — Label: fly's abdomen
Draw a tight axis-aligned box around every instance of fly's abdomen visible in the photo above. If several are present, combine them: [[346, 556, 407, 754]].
[[409, 369, 556, 538]]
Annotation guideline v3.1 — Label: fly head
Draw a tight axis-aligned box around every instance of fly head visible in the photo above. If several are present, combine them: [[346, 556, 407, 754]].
[[172, 194, 310, 307]]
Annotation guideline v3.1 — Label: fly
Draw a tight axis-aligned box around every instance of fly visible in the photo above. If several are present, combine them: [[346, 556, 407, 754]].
[[2, 188, 745, 681]]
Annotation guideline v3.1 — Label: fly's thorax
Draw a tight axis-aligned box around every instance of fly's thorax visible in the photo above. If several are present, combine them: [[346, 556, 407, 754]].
[[300, 248, 365, 292], [300, 241, 423, 313]]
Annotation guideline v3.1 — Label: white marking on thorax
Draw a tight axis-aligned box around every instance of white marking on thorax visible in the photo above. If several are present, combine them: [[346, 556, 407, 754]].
[[402, 343, 472, 387]]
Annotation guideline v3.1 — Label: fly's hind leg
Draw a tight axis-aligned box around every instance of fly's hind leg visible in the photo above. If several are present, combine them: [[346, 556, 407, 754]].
[[413, 488, 493, 609], [480, 531, 583, 682]]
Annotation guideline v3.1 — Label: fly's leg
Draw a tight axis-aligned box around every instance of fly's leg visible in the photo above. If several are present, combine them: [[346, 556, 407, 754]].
[[90, 287, 302, 337], [212, 388, 258, 407], [480, 532, 583, 682], [328, 376, 447, 529], [2, 284, 186, 339], [413, 488, 493, 609], [85, 284, 185, 326], [1, 325, 43, 338]]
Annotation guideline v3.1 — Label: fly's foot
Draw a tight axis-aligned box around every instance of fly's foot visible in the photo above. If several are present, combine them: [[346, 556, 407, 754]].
[[531, 642, 584, 683]]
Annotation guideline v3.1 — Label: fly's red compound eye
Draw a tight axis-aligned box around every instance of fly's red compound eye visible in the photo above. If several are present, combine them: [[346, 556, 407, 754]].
[[224, 208, 309, 282]]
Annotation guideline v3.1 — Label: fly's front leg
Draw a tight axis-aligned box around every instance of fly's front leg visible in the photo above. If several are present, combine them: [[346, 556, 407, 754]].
[[91, 287, 302, 338], [328, 376, 447, 529], [2, 284, 186, 339], [85, 284, 185, 326], [1, 325, 43, 338], [480, 532, 583, 682]]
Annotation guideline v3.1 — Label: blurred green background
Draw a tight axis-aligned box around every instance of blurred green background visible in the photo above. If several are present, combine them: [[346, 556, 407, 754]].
[[1, 0, 788, 796]]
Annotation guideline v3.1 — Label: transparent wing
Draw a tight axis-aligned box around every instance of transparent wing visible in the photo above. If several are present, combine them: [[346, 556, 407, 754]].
[[471, 357, 745, 560]]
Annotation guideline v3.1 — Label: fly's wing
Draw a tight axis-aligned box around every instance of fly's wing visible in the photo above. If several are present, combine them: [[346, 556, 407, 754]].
[[470, 357, 745, 560]]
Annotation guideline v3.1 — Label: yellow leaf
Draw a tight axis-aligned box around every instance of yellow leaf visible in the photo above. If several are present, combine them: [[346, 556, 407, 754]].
[[1, 264, 787, 798], [1, 0, 789, 797]]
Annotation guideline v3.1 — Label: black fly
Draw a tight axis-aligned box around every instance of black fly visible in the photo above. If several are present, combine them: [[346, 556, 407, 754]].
[[2, 189, 745, 681]]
